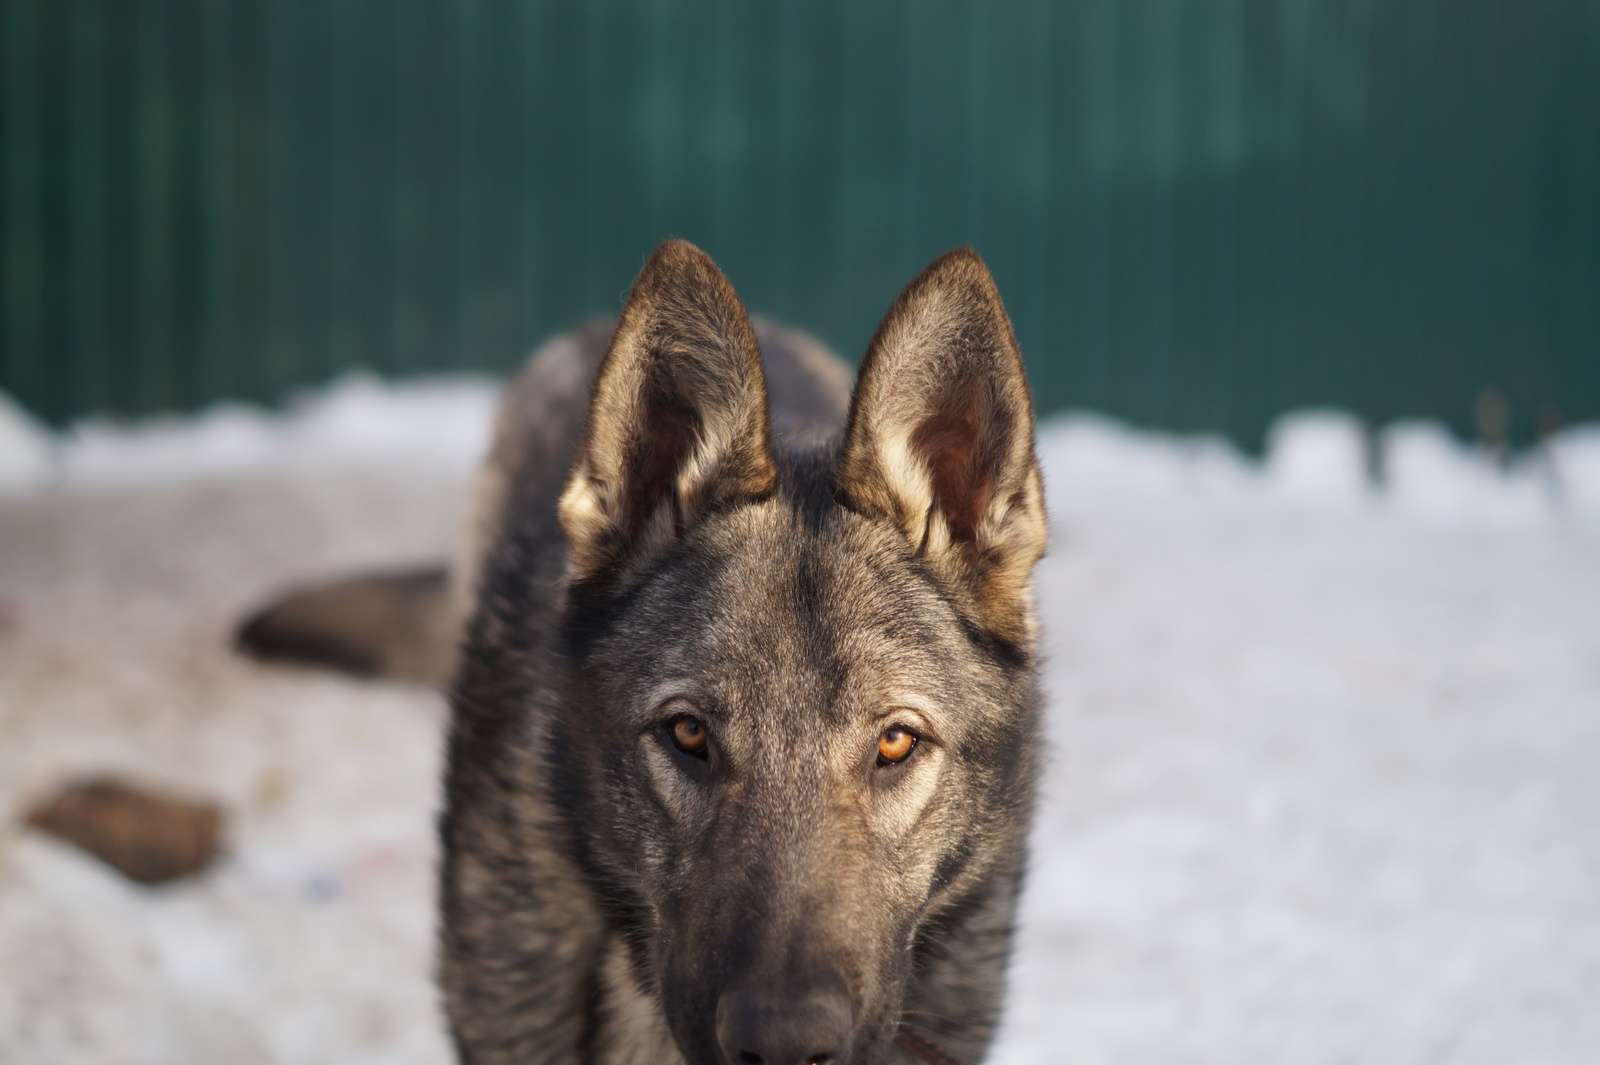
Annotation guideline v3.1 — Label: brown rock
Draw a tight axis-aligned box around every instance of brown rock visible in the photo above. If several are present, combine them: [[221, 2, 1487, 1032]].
[[234, 565, 456, 684], [25, 778, 222, 884]]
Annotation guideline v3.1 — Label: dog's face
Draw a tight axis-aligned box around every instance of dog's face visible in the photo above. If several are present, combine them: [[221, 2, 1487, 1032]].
[[556, 242, 1046, 1065]]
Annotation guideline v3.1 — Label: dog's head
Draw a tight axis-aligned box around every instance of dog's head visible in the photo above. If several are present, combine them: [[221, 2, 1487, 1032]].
[[554, 241, 1046, 1065]]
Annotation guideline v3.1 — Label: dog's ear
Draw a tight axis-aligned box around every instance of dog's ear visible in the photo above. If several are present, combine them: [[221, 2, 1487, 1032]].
[[559, 240, 776, 581], [838, 248, 1047, 647]]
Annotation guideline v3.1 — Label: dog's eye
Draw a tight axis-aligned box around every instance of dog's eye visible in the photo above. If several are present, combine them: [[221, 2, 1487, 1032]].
[[669, 715, 709, 757], [877, 725, 917, 766]]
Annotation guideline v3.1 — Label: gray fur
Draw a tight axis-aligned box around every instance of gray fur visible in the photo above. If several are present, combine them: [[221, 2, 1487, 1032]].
[[441, 241, 1046, 1065]]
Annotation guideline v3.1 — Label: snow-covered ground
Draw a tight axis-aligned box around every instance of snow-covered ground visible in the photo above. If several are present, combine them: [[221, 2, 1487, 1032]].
[[1, 380, 1597, 1065]]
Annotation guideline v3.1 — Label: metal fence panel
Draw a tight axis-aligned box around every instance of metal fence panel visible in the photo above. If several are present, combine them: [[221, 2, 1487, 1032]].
[[3, 0, 1598, 446]]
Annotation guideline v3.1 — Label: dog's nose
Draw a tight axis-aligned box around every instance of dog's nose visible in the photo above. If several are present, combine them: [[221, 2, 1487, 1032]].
[[715, 983, 853, 1065]]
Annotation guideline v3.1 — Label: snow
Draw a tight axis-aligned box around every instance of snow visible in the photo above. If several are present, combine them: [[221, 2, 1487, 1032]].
[[1266, 410, 1371, 509], [1, 383, 1597, 1065], [0, 392, 53, 495], [1548, 425, 1600, 525], [0, 373, 499, 492]]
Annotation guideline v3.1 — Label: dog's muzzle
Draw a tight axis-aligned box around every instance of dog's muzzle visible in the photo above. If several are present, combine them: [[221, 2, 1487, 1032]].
[[715, 980, 853, 1065]]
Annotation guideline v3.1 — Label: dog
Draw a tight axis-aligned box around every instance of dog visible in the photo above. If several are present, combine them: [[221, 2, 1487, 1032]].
[[240, 240, 1047, 1065]]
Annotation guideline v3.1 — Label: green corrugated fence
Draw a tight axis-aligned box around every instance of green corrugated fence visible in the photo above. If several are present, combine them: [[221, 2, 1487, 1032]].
[[3, 0, 1598, 446]]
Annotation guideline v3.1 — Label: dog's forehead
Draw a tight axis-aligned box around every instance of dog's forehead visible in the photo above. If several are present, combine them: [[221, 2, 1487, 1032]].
[[621, 501, 974, 718]]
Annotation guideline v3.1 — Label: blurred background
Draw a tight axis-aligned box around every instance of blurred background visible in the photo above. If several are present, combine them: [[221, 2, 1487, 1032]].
[[4, 5, 1600, 1065], [4, 0, 1597, 445]]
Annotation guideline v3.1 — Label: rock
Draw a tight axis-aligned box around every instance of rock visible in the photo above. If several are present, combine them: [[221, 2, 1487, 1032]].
[[234, 565, 456, 684], [25, 778, 222, 884]]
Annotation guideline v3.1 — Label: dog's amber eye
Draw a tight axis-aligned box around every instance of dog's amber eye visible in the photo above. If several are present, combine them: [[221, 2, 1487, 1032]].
[[877, 725, 916, 765], [670, 715, 709, 756]]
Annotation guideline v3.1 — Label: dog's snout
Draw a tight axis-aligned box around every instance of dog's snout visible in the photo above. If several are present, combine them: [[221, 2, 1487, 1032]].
[[715, 983, 853, 1065]]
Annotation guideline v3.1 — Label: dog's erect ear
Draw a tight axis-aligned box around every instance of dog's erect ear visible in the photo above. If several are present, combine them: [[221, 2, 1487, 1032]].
[[838, 249, 1047, 646], [559, 240, 776, 581]]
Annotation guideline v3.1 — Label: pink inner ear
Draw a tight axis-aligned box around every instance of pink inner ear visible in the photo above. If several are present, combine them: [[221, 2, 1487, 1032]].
[[911, 384, 998, 556], [623, 396, 699, 541]]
